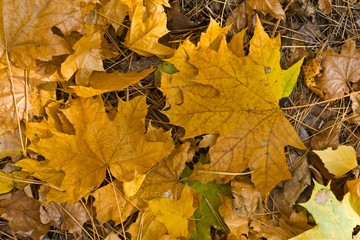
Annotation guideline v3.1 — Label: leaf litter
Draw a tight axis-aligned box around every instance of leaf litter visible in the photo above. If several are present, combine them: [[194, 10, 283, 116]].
[[1, 0, 360, 239]]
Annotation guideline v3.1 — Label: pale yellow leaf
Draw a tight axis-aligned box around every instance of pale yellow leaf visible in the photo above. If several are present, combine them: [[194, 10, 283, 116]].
[[313, 145, 357, 177]]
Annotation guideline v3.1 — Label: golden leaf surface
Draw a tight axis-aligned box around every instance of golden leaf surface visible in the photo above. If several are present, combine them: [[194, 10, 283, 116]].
[[70, 68, 154, 98], [161, 17, 305, 195], [0, 0, 84, 69], [91, 180, 138, 224], [146, 186, 196, 237], [124, 2, 174, 57], [16, 96, 174, 203], [61, 31, 105, 86], [0, 66, 57, 135]]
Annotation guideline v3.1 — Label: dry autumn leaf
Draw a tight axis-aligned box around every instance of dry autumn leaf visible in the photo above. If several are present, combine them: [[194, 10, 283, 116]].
[[135, 142, 193, 201], [313, 145, 358, 177], [16, 96, 174, 203], [127, 210, 168, 240], [161, 16, 305, 195], [291, 181, 360, 240], [61, 31, 105, 86], [146, 186, 196, 238], [0, 189, 48, 240], [246, 0, 285, 20], [314, 39, 360, 99], [0, 66, 57, 135], [91, 180, 138, 224], [0, 0, 85, 69], [70, 68, 154, 98], [219, 180, 292, 239], [85, 0, 129, 33], [124, 2, 174, 57], [39, 187, 89, 234]]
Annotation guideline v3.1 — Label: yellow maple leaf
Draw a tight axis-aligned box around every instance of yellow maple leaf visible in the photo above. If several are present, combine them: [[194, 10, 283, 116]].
[[146, 186, 196, 237], [161, 16, 305, 196], [16, 96, 174, 203], [124, 3, 174, 57], [61, 31, 105, 86], [91, 180, 138, 224], [0, 0, 85, 69]]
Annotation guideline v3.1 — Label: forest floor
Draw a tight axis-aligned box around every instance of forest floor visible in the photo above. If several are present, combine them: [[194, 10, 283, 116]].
[[2, 0, 360, 239]]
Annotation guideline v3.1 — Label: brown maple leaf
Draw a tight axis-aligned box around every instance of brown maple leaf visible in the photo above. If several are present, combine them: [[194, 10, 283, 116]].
[[161, 17, 305, 196], [17, 96, 174, 203], [0, 189, 48, 239], [315, 40, 360, 99]]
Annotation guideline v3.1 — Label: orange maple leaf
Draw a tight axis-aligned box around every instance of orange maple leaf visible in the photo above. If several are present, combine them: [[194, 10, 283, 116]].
[[17, 96, 174, 203], [161, 17, 305, 196]]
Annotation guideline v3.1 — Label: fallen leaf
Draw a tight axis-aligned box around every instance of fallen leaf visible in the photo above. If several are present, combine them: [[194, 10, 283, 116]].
[[185, 180, 232, 240], [291, 181, 360, 240], [127, 210, 168, 240], [0, 189, 48, 240], [124, 3, 174, 57], [135, 142, 193, 202], [315, 39, 360, 99], [167, 1, 197, 30], [146, 186, 196, 237], [347, 178, 360, 216], [318, 0, 332, 14], [0, 129, 22, 160], [16, 96, 174, 203], [85, 0, 129, 32], [91, 180, 138, 224], [313, 145, 357, 177], [310, 119, 340, 150], [39, 186, 89, 234], [246, 0, 285, 20], [302, 58, 324, 98], [0, 0, 82, 69], [226, 2, 247, 36], [70, 68, 154, 98], [0, 66, 57, 135], [123, 172, 146, 198], [61, 31, 105, 86], [161, 16, 305, 195], [219, 180, 291, 239]]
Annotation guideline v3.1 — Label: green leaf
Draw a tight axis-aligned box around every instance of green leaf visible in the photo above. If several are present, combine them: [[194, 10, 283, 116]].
[[186, 180, 232, 240]]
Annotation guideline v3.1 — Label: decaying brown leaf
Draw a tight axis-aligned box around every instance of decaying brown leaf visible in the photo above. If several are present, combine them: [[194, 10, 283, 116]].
[[314, 40, 360, 99], [0, 189, 48, 239], [246, 0, 285, 20]]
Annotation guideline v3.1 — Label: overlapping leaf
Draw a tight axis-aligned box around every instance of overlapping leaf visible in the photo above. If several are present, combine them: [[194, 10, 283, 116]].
[[161, 17, 305, 195], [0, 0, 84, 69], [17, 96, 174, 203], [291, 182, 360, 239]]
